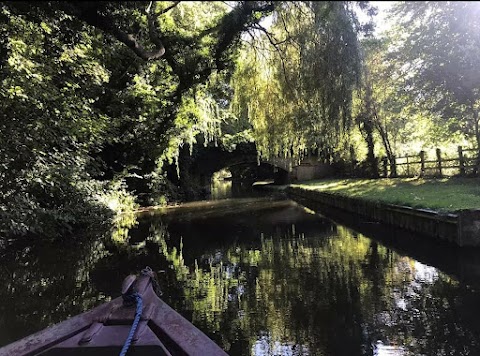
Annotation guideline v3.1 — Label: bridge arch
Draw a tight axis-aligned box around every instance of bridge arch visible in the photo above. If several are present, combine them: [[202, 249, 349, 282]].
[[168, 142, 334, 200], [188, 142, 291, 187]]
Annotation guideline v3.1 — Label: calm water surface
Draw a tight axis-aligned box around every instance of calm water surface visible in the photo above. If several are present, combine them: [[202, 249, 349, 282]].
[[1, 189, 480, 355]]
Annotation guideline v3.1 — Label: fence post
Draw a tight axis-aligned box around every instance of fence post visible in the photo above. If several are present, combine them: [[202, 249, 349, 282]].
[[474, 148, 480, 177], [420, 151, 425, 177], [458, 146, 465, 176], [436, 148, 443, 177], [391, 155, 397, 177], [406, 155, 410, 177], [382, 156, 388, 178]]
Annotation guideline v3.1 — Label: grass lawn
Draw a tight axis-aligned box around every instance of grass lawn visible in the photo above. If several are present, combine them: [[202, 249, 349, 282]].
[[290, 177, 480, 212]]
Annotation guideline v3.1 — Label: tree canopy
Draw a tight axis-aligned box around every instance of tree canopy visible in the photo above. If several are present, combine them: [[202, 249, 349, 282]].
[[0, 1, 275, 237], [390, 1, 480, 148]]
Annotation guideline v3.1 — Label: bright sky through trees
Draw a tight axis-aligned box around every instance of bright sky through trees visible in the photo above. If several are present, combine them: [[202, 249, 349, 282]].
[[358, 1, 395, 35]]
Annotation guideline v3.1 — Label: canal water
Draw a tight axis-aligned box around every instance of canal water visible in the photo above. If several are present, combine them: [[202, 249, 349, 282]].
[[1, 184, 480, 355]]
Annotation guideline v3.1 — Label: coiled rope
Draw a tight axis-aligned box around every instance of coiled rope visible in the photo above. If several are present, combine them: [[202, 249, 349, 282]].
[[119, 292, 143, 356]]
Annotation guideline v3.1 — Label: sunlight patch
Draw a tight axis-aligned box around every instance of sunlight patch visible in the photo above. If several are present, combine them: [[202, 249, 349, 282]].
[[373, 341, 405, 356]]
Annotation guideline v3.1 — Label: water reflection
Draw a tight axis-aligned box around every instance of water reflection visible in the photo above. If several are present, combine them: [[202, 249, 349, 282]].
[[1, 198, 480, 356], [0, 237, 110, 346], [211, 179, 233, 200], [210, 178, 263, 200]]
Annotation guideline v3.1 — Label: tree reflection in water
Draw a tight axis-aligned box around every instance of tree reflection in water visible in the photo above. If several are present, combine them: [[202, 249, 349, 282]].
[[1, 200, 480, 356]]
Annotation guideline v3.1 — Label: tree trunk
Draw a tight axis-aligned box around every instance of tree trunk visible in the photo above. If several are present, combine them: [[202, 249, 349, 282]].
[[374, 118, 396, 176], [474, 111, 480, 176], [374, 121, 393, 161], [361, 67, 379, 178], [363, 117, 379, 178]]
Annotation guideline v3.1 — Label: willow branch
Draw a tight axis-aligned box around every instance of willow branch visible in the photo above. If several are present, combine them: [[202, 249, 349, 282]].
[[252, 23, 288, 46]]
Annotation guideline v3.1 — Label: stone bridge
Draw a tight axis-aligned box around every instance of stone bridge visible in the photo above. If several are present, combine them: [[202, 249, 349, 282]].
[[183, 142, 333, 187]]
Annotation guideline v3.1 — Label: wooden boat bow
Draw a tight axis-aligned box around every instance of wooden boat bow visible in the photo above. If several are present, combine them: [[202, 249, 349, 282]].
[[0, 267, 228, 356]]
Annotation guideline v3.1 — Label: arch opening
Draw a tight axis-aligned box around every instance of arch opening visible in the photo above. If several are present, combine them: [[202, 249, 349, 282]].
[[210, 162, 289, 200]]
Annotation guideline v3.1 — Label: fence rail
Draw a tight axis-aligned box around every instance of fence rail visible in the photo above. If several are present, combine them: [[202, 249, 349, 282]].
[[380, 146, 480, 178]]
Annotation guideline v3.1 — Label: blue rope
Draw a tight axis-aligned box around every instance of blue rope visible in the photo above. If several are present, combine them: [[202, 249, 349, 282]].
[[119, 292, 143, 356]]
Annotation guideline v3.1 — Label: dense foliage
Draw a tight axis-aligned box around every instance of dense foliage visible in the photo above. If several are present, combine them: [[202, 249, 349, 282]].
[[389, 1, 480, 151], [0, 1, 275, 239]]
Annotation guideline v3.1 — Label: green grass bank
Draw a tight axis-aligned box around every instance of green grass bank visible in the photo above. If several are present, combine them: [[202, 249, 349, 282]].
[[290, 178, 480, 213]]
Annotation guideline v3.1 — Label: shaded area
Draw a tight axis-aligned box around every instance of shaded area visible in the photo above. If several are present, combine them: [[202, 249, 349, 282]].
[[0, 237, 110, 347], [168, 142, 290, 201]]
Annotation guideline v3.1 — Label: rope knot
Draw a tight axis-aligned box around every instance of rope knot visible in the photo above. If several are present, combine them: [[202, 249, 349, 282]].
[[119, 292, 143, 356], [122, 291, 140, 307]]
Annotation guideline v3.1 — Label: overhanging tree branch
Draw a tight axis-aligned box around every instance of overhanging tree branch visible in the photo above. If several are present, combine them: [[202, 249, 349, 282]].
[[12, 1, 167, 61], [157, 1, 181, 15], [249, 23, 294, 95], [70, 2, 166, 61], [252, 23, 288, 46]]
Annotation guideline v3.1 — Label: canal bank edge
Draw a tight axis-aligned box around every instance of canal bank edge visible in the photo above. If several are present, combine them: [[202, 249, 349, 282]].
[[286, 186, 480, 247]]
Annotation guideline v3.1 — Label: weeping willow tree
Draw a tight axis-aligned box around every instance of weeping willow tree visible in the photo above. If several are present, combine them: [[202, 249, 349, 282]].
[[231, 1, 364, 164]]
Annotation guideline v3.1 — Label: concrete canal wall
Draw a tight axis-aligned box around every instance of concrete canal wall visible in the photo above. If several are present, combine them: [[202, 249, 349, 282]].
[[286, 186, 480, 247]]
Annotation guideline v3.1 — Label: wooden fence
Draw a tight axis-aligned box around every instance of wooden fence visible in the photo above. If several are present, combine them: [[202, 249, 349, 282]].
[[380, 146, 480, 178]]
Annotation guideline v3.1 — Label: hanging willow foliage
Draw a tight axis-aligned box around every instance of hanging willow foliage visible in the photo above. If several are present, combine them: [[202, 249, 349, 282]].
[[232, 1, 362, 163]]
